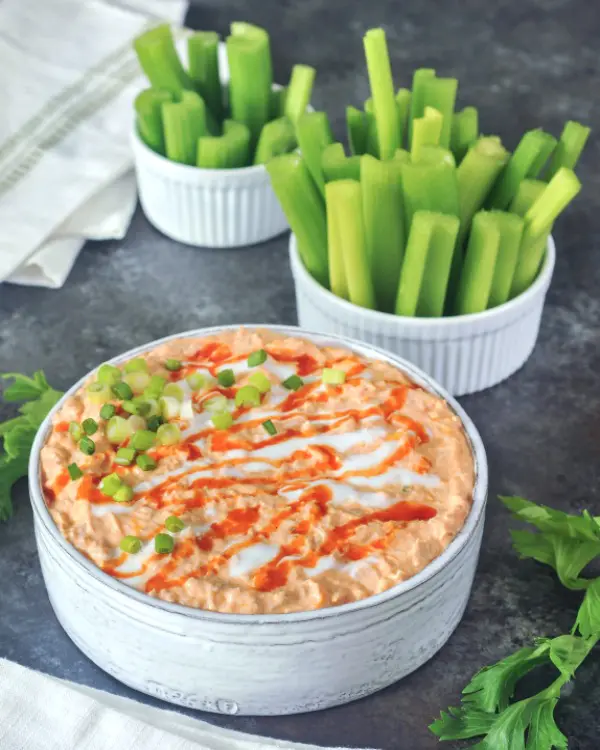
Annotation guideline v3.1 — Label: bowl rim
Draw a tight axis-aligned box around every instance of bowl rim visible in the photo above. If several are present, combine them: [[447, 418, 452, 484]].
[[29, 324, 488, 625], [289, 232, 556, 329]]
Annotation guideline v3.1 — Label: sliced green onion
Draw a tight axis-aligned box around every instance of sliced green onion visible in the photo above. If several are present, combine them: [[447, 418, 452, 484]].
[[363, 29, 399, 160], [82, 418, 98, 436], [346, 106, 368, 156], [115, 447, 137, 467], [217, 369, 235, 387], [138, 397, 159, 417], [411, 106, 443, 161], [395, 210, 436, 317], [188, 31, 223, 123], [135, 88, 172, 156], [247, 349, 267, 367], [253, 116, 297, 165], [100, 472, 122, 497], [235, 385, 261, 408], [163, 383, 184, 401], [146, 415, 164, 432], [122, 399, 148, 417], [114, 484, 135, 503], [155, 533, 174, 554], [408, 68, 435, 146], [100, 403, 116, 420], [296, 111, 333, 197], [266, 153, 329, 288], [133, 24, 193, 97], [186, 372, 206, 391], [120, 535, 142, 554], [68, 421, 83, 441], [450, 106, 478, 163], [123, 372, 151, 395], [179, 398, 193, 418], [165, 515, 186, 533], [79, 436, 95, 456], [455, 211, 501, 315], [416, 213, 461, 317], [106, 416, 133, 444], [487, 212, 525, 308], [203, 395, 229, 412], [156, 423, 182, 446], [87, 382, 113, 404], [165, 358, 182, 372], [112, 381, 134, 401], [146, 375, 167, 397], [124, 358, 149, 374], [97, 364, 122, 386], [322, 368, 346, 385], [262, 419, 277, 436], [395, 88, 411, 149], [248, 371, 271, 394], [130, 430, 156, 452], [285, 64, 316, 124], [546, 120, 590, 180], [321, 142, 361, 182], [282, 374, 304, 391], [421, 77, 457, 148], [136, 454, 157, 471], [128, 415, 147, 432], [67, 463, 83, 481], [212, 411, 234, 430]]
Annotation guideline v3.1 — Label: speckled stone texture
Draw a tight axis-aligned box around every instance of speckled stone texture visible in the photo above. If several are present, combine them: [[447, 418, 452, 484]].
[[1, 0, 599, 748]]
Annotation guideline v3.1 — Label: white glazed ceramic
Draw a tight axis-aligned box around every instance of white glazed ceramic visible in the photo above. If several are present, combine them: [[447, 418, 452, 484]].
[[290, 234, 556, 397], [29, 325, 488, 716]]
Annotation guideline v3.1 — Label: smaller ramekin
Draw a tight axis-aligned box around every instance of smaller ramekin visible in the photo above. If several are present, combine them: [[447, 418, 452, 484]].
[[289, 234, 556, 396]]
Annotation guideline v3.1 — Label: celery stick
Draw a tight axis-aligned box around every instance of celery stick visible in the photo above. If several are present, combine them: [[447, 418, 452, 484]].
[[361, 155, 405, 312], [322, 143, 361, 182], [162, 92, 206, 165], [226, 33, 272, 147], [134, 24, 193, 98], [422, 77, 457, 148], [197, 120, 251, 168], [408, 68, 435, 147], [526, 167, 581, 237], [365, 110, 379, 157], [253, 117, 297, 165], [526, 131, 557, 178], [395, 211, 435, 317], [414, 145, 455, 167], [546, 120, 591, 179], [188, 32, 223, 123], [347, 106, 368, 156], [455, 212, 501, 315], [487, 129, 557, 210], [326, 199, 349, 299], [450, 106, 478, 163], [401, 161, 459, 232], [393, 148, 411, 165], [363, 29, 399, 160], [296, 111, 333, 196], [487, 211, 525, 307], [411, 107, 443, 160], [270, 87, 287, 119], [229, 20, 274, 85], [267, 153, 329, 287], [396, 88, 411, 150], [285, 65, 316, 124], [223, 120, 251, 167], [134, 89, 172, 155], [325, 180, 375, 309], [417, 213, 460, 317], [510, 179, 546, 217]]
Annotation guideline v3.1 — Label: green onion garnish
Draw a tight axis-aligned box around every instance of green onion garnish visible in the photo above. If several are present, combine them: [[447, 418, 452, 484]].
[[248, 371, 271, 394], [203, 395, 229, 412], [163, 383, 184, 401], [99, 472, 122, 497], [156, 423, 181, 446], [146, 415, 164, 432], [322, 368, 347, 385], [115, 447, 136, 466], [165, 515, 186, 533], [100, 403, 116, 420], [68, 421, 82, 441], [145, 375, 167, 397], [122, 400, 143, 416], [79, 437, 95, 456], [247, 349, 268, 367], [120, 535, 142, 554], [159, 396, 181, 420], [123, 372, 151, 395], [127, 415, 147, 432], [235, 385, 261, 408], [262, 420, 277, 436], [112, 382, 134, 401], [130, 430, 156, 452], [97, 364, 122, 386], [82, 418, 98, 436], [106, 416, 133, 445], [154, 533, 174, 554], [124, 358, 149, 374], [136, 454, 157, 471], [86, 382, 113, 404], [165, 359, 182, 371], [114, 484, 135, 504], [212, 412, 234, 430], [186, 372, 206, 391], [67, 463, 83, 481], [282, 375, 304, 391], [217, 369, 235, 387]]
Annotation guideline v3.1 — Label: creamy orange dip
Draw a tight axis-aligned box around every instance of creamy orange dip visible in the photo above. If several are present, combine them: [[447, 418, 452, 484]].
[[41, 329, 474, 614]]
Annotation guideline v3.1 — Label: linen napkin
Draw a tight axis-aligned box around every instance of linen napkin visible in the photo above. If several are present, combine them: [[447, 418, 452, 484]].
[[0, 0, 187, 288], [0, 659, 374, 750]]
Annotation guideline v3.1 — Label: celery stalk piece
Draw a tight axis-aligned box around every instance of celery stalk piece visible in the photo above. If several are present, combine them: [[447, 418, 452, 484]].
[[296, 111, 333, 196], [134, 89, 172, 155], [162, 92, 207, 165], [417, 213, 461, 317], [411, 107, 443, 160], [285, 65, 316, 124], [134, 24, 193, 98], [525, 167, 581, 237], [226, 33, 272, 147], [365, 110, 380, 157], [322, 143, 361, 182], [223, 120, 251, 167], [253, 117, 297, 165], [325, 180, 375, 309], [408, 68, 435, 147], [455, 212, 501, 315], [487, 130, 557, 210], [487, 211, 525, 307], [187, 32, 223, 123], [450, 106, 478, 163], [361, 155, 405, 312], [510, 233, 548, 299], [197, 136, 230, 168], [267, 153, 329, 287], [270, 87, 287, 119], [347, 106, 368, 156], [422, 77, 458, 148], [393, 148, 411, 164], [414, 145, 455, 167], [326, 198, 349, 300], [546, 120, 591, 179], [526, 131, 557, 178], [395, 88, 411, 150], [510, 179, 546, 217], [395, 211, 434, 317], [401, 161, 459, 233], [363, 29, 399, 160], [229, 20, 274, 86]]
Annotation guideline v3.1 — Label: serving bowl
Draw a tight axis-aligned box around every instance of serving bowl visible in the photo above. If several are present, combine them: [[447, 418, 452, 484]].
[[29, 324, 488, 716], [290, 234, 556, 397]]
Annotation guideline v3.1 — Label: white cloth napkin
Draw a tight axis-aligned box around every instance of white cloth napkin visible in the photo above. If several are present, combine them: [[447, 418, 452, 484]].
[[0, 659, 373, 750], [0, 0, 187, 288]]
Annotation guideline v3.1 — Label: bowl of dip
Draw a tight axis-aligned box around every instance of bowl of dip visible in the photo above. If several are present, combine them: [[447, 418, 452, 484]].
[[29, 324, 487, 715]]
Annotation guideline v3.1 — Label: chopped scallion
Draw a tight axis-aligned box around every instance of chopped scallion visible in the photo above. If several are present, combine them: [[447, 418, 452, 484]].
[[212, 412, 234, 430], [235, 385, 261, 407], [68, 421, 82, 441], [248, 371, 271, 394], [155, 533, 174, 554], [115, 447, 136, 466], [322, 368, 346, 385], [130, 430, 156, 451], [136, 454, 157, 471], [165, 515, 186, 533], [97, 364, 122, 386], [262, 420, 277, 436], [282, 374, 304, 391], [99, 473, 122, 497], [164, 359, 182, 372], [79, 437, 95, 456], [67, 463, 83, 481], [120, 535, 142, 554], [217, 369, 235, 387], [124, 358, 149, 374], [146, 415, 164, 432], [100, 403, 116, 420], [106, 416, 133, 445], [247, 349, 267, 367], [82, 418, 98, 436], [156, 423, 181, 446], [114, 484, 135, 503], [186, 372, 206, 391], [112, 382, 134, 401]]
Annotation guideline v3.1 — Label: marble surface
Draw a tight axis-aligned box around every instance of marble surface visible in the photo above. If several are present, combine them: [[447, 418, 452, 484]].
[[1, 0, 599, 748]]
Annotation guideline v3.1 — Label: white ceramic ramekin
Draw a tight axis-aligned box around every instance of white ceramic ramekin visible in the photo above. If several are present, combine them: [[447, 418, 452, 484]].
[[290, 235, 556, 397], [29, 325, 488, 716]]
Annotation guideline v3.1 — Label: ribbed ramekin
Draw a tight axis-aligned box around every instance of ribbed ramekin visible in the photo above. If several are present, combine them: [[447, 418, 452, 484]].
[[290, 235, 556, 397], [29, 325, 488, 716]]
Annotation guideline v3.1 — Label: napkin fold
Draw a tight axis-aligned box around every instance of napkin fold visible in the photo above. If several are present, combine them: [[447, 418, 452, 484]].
[[0, 659, 373, 750], [0, 0, 187, 288]]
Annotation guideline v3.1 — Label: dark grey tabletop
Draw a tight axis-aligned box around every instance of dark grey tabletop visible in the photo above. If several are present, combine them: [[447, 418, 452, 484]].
[[1, 1, 599, 748]]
